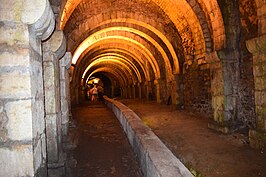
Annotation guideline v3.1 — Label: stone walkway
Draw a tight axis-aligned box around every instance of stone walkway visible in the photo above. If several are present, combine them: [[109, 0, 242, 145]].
[[120, 99, 266, 177], [65, 101, 142, 177]]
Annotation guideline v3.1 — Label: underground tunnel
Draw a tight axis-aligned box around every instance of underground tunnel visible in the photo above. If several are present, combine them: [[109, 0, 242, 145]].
[[0, 0, 266, 176]]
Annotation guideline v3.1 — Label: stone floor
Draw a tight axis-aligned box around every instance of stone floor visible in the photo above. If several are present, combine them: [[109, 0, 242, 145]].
[[65, 101, 143, 177], [120, 99, 266, 177]]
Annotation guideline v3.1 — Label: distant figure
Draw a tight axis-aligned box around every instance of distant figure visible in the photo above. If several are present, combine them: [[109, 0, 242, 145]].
[[91, 85, 98, 101], [97, 85, 104, 101], [86, 85, 91, 100]]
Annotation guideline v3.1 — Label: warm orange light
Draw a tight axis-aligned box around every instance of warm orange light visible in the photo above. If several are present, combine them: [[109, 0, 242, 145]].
[[87, 68, 127, 86], [81, 53, 141, 79], [81, 56, 139, 84], [75, 25, 175, 80], [72, 35, 160, 79], [60, 0, 225, 58], [95, 49, 150, 81]]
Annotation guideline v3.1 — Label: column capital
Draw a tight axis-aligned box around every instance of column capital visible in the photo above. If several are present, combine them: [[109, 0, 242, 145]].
[[25, 0, 55, 40], [46, 30, 66, 59], [246, 34, 266, 54]]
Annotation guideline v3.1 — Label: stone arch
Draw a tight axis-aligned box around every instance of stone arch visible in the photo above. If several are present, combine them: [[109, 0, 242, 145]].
[[82, 53, 143, 82], [72, 27, 175, 81], [60, 0, 225, 58], [73, 36, 161, 80]]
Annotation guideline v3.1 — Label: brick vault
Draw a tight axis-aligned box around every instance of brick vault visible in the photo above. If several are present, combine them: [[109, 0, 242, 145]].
[[0, 0, 266, 176]]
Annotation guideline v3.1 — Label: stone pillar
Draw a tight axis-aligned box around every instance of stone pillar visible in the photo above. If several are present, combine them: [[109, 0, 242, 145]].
[[138, 83, 142, 99], [154, 79, 161, 103], [128, 85, 132, 98], [59, 52, 72, 137], [207, 49, 242, 133], [246, 34, 266, 149], [132, 84, 136, 99], [123, 87, 127, 98], [173, 74, 184, 108], [206, 52, 228, 133], [42, 30, 66, 176], [0, 0, 54, 176], [145, 81, 152, 100]]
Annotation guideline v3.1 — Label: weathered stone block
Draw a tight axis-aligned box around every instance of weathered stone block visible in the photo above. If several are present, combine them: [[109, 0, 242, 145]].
[[253, 64, 266, 77], [43, 61, 60, 114], [6, 100, 32, 141], [34, 135, 45, 174], [255, 91, 266, 106], [0, 145, 34, 177], [254, 77, 266, 90], [46, 114, 59, 163], [0, 22, 29, 45], [256, 106, 266, 129], [0, 48, 30, 67], [32, 99, 45, 140], [0, 71, 31, 99]]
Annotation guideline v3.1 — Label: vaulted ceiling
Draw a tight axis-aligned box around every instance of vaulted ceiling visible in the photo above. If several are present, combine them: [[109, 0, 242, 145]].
[[58, 0, 226, 87]]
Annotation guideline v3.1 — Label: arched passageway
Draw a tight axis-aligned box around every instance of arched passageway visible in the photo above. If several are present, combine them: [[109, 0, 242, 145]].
[[1, 0, 266, 176]]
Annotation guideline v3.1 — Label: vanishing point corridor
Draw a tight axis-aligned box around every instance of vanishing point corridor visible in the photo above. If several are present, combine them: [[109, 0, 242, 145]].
[[1, 0, 266, 177]]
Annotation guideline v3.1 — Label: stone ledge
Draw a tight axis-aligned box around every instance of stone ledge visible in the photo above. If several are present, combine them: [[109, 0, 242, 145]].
[[104, 97, 193, 177]]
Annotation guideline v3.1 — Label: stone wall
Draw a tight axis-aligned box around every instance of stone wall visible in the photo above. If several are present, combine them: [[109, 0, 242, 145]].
[[183, 62, 212, 116], [0, 0, 55, 176]]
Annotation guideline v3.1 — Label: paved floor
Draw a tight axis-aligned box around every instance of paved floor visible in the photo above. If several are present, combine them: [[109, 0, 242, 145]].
[[66, 101, 142, 177], [120, 99, 266, 177]]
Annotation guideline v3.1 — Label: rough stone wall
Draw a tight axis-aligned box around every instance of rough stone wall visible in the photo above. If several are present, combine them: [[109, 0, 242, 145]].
[[207, 0, 257, 133], [183, 62, 212, 116], [237, 0, 257, 129], [0, 1, 55, 176], [247, 34, 266, 149], [238, 53, 256, 129]]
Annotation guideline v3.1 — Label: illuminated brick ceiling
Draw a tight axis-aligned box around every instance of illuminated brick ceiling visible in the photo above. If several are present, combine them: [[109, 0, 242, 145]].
[[60, 0, 225, 86]]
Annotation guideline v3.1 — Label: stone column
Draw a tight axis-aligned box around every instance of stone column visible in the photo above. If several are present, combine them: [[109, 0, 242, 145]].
[[206, 52, 228, 133], [123, 87, 127, 98], [111, 85, 115, 98], [154, 79, 161, 103], [60, 52, 72, 137], [42, 30, 66, 176], [138, 83, 142, 99], [173, 74, 184, 108], [145, 81, 152, 100], [0, 0, 54, 176], [132, 84, 136, 99], [128, 85, 132, 98], [246, 35, 266, 149]]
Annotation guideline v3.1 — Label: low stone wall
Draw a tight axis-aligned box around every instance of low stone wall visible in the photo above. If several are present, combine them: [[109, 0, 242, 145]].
[[104, 97, 193, 177]]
